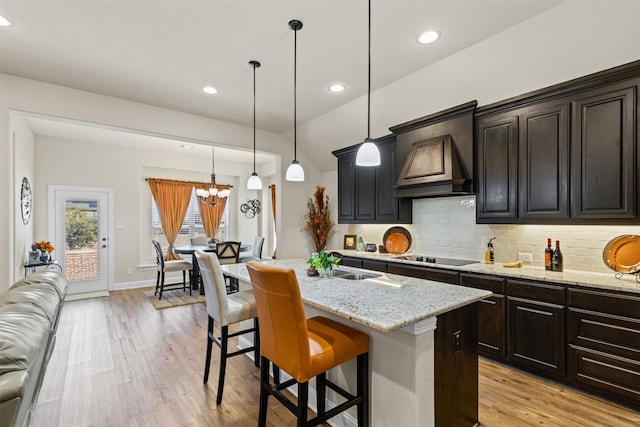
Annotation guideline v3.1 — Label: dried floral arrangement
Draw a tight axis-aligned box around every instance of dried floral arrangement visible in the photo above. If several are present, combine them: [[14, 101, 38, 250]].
[[32, 240, 55, 253], [303, 186, 335, 253]]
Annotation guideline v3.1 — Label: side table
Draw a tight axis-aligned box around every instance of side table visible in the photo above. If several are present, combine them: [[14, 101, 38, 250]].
[[24, 260, 63, 277]]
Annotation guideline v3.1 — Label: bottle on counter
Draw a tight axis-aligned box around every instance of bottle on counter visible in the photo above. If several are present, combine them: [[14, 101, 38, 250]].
[[551, 240, 563, 272], [545, 238, 553, 271], [485, 237, 495, 264]]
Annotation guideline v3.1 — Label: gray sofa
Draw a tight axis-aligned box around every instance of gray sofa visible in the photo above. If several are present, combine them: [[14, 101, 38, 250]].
[[0, 271, 67, 427]]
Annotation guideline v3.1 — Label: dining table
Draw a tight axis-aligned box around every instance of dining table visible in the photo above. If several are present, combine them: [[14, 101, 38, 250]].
[[174, 243, 251, 293]]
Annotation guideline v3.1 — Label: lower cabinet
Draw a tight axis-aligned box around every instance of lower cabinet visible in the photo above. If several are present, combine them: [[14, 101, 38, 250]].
[[567, 287, 640, 410], [339, 256, 362, 268], [460, 273, 506, 359], [387, 263, 460, 284]]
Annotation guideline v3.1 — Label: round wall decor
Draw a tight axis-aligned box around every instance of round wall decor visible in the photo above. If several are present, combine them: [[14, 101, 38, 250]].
[[241, 199, 261, 218], [20, 177, 32, 225]]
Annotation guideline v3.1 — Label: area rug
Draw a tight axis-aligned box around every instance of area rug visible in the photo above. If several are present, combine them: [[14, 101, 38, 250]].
[[143, 288, 205, 310]]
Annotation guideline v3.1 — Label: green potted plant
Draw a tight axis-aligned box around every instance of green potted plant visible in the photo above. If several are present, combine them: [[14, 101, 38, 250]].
[[307, 250, 341, 277]]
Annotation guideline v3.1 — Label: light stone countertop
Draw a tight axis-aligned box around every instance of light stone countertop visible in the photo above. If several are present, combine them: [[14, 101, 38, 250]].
[[221, 259, 491, 333], [329, 250, 640, 295]]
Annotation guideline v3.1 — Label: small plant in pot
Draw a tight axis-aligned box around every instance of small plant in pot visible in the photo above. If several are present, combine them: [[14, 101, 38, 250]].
[[307, 250, 341, 277]]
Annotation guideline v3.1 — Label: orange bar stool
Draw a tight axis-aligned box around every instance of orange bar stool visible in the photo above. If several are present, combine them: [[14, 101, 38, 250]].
[[246, 261, 369, 427]]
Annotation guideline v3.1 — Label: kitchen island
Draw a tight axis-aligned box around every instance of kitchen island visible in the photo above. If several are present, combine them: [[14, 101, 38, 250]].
[[221, 259, 491, 427]]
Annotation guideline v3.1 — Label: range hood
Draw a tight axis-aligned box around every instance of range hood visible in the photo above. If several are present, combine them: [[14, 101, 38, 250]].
[[391, 100, 477, 199], [394, 134, 472, 198]]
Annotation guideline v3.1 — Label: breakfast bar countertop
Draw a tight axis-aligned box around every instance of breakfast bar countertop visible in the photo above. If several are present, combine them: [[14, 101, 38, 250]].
[[330, 250, 640, 295], [221, 259, 491, 333]]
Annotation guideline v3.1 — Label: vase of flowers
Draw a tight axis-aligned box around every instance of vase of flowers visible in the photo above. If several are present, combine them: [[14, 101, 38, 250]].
[[32, 241, 54, 263], [303, 186, 335, 253], [307, 250, 341, 278]]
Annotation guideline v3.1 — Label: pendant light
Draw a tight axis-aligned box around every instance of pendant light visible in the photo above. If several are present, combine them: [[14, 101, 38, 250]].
[[285, 19, 305, 182], [247, 60, 263, 190], [355, 0, 381, 167]]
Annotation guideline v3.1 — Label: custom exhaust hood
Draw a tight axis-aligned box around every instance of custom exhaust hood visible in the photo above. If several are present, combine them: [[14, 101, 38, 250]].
[[391, 101, 477, 199]]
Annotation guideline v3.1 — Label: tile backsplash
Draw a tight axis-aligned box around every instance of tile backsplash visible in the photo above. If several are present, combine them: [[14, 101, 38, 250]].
[[332, 195, 640, 275]]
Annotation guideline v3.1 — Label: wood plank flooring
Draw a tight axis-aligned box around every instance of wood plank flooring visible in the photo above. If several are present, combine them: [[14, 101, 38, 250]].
[[31, 288, 639, 427]]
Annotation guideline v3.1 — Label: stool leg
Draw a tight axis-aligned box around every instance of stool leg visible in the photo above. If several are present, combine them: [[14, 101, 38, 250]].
[[203, 316, 214, 383], [154, 270, 160, 296], [272, 363, 280, 385], [316, 373, 326, 415], [253, 318, 260, 368], [258, 356, 270, 427], [158, 271, 165, 300], [357, 352, 369, 427], [297, 381, 309, 427], [216, 325, 229, 405], [182, 270, 186, 291]]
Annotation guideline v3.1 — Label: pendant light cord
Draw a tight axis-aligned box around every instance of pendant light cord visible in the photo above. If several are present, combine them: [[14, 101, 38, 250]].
[[367, 0, 371, 141], [253, 63, 257, 172], [293, 24, 298, 161]]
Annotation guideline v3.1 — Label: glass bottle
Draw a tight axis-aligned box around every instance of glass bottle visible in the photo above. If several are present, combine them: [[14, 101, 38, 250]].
[[544, 238, 553, 271], [551, 240, 563, 272]]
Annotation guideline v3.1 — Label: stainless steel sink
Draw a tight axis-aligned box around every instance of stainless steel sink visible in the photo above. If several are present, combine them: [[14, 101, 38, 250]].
[[329, 269, 381, 280]]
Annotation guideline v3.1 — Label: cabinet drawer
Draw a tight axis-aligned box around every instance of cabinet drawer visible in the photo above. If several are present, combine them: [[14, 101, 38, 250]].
[[340, 256, 363, 268], [460, 273, 505, 293], [362, 259, 387, 272], [568, 309, 640, 361], [507, 279, 565, 305], [387, 264, 460, 284], [478, 295, 506, 359], [568, 287, 640, 320], [568, 346, 640, 408]]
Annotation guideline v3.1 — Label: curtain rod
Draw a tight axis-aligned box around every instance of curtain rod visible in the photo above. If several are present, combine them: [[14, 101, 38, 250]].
[[145, 177, 233, 188]]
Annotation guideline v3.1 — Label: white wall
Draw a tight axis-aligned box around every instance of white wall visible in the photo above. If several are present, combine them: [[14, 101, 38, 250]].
[[1, 75, 323, 290]]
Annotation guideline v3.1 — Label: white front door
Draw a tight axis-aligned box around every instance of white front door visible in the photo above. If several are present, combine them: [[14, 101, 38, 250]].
[[50, 186, 112, 295]]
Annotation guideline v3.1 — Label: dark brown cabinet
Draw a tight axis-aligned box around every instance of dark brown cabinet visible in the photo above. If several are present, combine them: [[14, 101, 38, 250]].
[[339, 255, 362, 268], [475, 61, 640, 224], [570, 80, 638, 220], [475, 114, 518, 222], [387, 263, 460, 284], [567, 287, 640, 410], [506, 279, 565, 377], [333, 135, 411, 224], [460, 273, 506, 359]]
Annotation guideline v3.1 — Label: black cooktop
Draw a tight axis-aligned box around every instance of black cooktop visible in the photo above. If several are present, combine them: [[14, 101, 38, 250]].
[[393, 255, 479, 266]]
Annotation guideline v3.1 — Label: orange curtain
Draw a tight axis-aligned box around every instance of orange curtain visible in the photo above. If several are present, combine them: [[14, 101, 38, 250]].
[[194, 182, 231, 240], [270, 184, 277, 259], [148, 178, 193, 260]]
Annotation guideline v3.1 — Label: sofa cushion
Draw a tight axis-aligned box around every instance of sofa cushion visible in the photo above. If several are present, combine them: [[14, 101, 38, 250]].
[[11, 271, 67, 300], [0, 303, 51, 375], [0, 285, 60, 324]]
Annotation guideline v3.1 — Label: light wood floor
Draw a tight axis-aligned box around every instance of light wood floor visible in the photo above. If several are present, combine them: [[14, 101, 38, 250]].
[[31, 288, 639, 427]]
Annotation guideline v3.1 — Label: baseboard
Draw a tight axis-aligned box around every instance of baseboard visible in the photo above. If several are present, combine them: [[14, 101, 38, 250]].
[[237, 336, 357, 427], [65, 290, 110, 301]]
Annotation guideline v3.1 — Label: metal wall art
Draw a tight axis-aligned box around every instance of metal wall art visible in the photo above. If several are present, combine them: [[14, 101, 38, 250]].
[[241, 199, 261, 218]]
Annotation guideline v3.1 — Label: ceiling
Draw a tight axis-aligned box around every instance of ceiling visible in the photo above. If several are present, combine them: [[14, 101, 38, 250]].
[[0, 0, 561, 162]]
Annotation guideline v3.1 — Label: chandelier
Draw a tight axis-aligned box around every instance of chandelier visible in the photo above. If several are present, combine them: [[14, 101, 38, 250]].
[[196, 145, 230, 206]]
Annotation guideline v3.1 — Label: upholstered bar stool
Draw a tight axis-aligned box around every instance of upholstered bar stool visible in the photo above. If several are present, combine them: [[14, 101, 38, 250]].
[[246, 261, 369, 427], [195, 251, 260, 405]]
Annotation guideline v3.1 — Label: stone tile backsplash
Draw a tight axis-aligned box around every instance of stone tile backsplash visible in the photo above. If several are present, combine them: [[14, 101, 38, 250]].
[[333, 195, 640, 275]]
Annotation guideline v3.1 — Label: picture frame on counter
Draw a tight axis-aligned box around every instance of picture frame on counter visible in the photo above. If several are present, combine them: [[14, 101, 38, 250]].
[[343, 235, 356, 250]]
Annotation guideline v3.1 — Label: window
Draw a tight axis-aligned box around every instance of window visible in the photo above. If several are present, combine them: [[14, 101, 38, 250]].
[[151, 189, 228, 258]]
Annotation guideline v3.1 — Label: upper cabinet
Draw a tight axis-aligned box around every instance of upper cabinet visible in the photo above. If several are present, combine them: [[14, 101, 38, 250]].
[[333, 135, 412, 224], [476, 60, 640, 224]]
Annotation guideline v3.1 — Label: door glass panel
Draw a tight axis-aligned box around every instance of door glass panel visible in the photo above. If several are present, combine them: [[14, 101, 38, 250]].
[[64, 200, 99, 281]]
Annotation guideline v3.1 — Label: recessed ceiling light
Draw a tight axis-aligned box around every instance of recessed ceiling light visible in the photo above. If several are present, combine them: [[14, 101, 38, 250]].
[[180, 144, 194, 149], [202, 86, 218, 95], [0, 16, 13, 27], [329, 83, 345, 93], [418, 30, 439, 44]]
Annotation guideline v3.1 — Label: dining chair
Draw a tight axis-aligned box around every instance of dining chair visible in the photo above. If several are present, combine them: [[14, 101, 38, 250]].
[[190, 235, 209, 245], [239, 236, 265, 263], [151, 240, 192, 300], [216, 241, 241, 293], [195, 250, 260, 405], [246, 261, 370, 427]]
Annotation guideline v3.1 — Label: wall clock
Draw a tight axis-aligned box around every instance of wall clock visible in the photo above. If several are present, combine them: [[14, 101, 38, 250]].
[[20, 177, 32, 225]]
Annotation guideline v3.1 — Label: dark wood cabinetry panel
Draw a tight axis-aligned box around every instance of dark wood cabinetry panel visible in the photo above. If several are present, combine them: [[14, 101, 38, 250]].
[[507, 279, 566, 376], [362, 259, 387, 272], [337, 155, 356, 222], [567, 287, 640, 410], [461, 273, 506, 359], [340, 256, 363, 268], [476, 114, 518, 222], [387, 263, 460, 284], [333, 136, 411, 224], [434, 303, 479, 427], [570, 80, 638, 219], [519, 101, 570, 220]]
